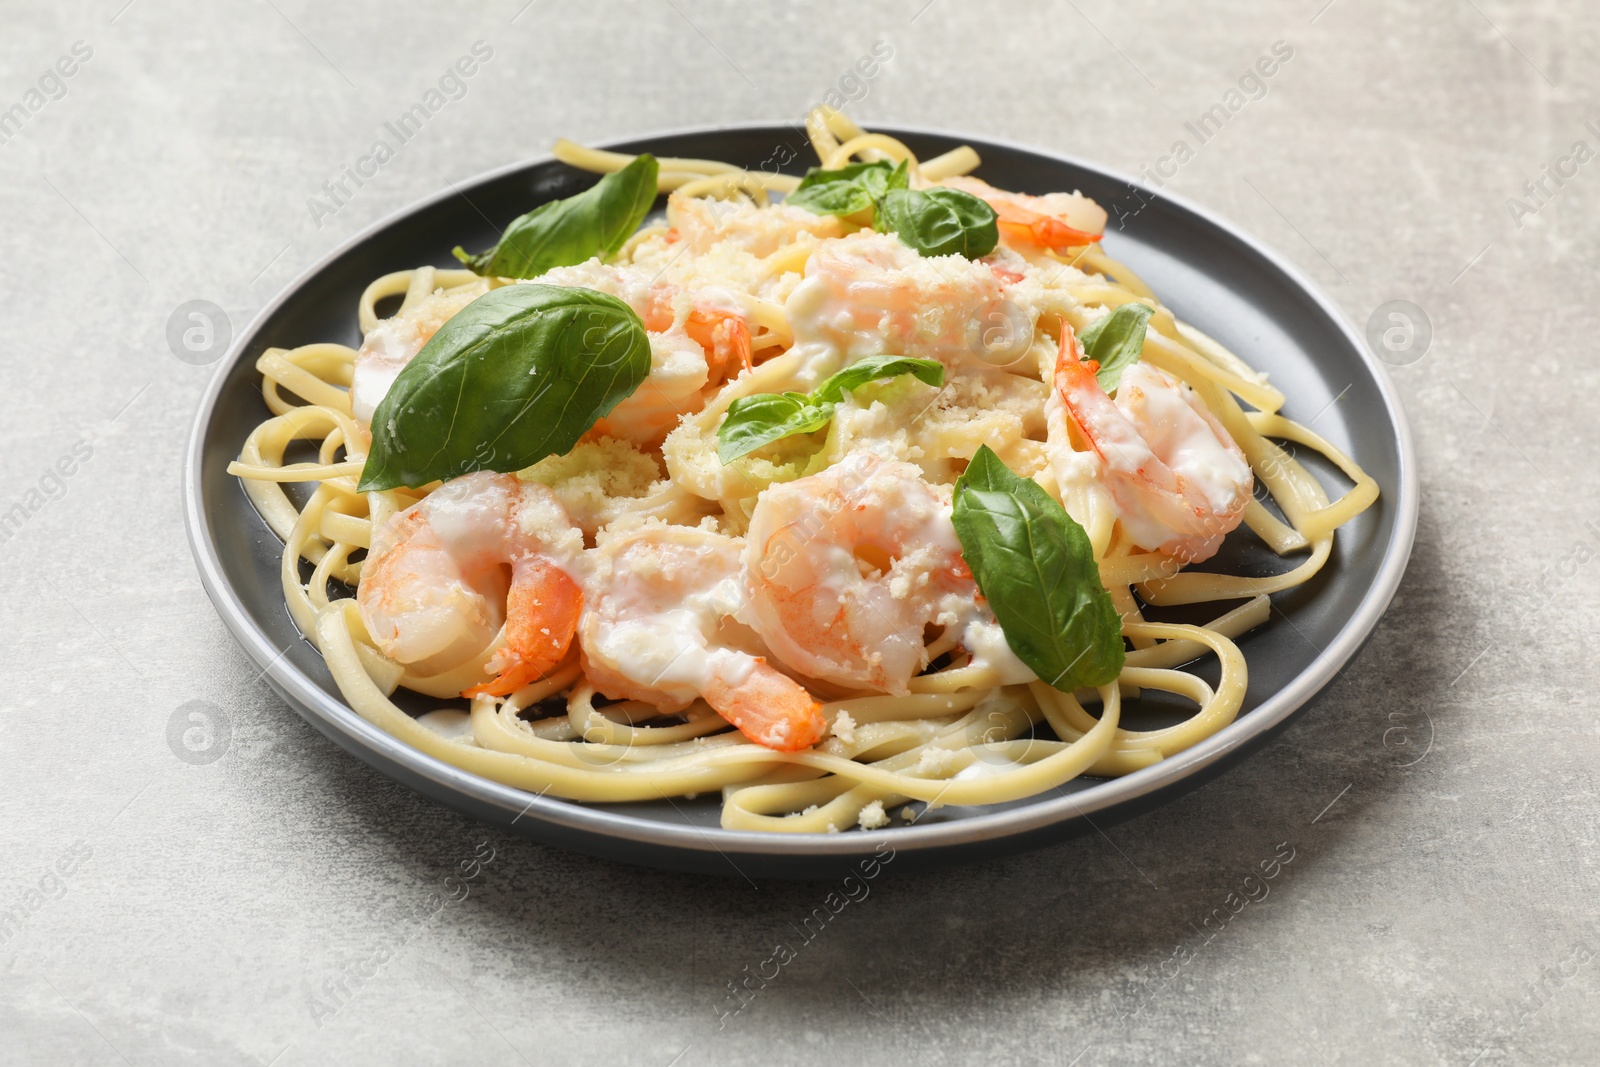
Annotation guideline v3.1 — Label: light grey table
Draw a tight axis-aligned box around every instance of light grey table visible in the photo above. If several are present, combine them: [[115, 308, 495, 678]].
[[3, 1, 1595, 1063]]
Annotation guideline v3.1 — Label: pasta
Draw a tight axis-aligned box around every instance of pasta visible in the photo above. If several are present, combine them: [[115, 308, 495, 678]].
[[230, 111, 1378, 833]]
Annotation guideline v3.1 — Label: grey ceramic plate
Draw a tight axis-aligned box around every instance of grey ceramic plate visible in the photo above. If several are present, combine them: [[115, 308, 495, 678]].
[[185, 124, 1417, 879]]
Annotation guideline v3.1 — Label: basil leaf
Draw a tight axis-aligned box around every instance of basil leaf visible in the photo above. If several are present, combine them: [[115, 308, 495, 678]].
[[812, 354, 943, 404], [452, 154, 659, 278], [785, 159, 908, 217], [359, 285, 650, 491], [878, 187, 999, 259], [716, 355, 944, 464], [878, 159, 911, 196], [951, 446, 1124, 692], [1078, 303, 1154, 393], [716, 393, 834, 464]]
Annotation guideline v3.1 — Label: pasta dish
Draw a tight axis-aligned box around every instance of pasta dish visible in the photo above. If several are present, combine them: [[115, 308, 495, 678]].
[[230, 112, 1377, 833]]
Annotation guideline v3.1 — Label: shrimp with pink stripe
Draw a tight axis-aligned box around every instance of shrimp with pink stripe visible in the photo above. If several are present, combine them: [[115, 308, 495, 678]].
[[579, 523, 826, 751], [358, 471, 584, 697], [1048, 321, 1252, 563]]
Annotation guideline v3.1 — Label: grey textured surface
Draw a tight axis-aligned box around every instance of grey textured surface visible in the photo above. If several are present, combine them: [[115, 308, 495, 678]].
[[1, 1, 1595, 1064]]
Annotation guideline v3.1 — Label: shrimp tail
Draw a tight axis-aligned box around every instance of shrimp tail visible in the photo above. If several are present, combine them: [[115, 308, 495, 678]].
[[1053, 321, 1111, 462], [686, 308, 752, 378], [990, 199, 1103, 249], [1054, 316, 1098, 375], [463, 557, 581, 698], [703, 661, 826, 752]]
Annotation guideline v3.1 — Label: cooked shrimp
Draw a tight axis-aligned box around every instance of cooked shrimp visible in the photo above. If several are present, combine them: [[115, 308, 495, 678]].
[[580, 524, 825, 751], [358, 471, 585, 696], [635, 286, 752, 385], [349, 285, 484, 427], [584, 328, 718, 448], [537, 262, 752, 447], [940, 175, 1106, 250], [784, 230, 1025, 371], [743, 450, 976, 693], [1049, 324, 1251, 562], [585, 303, 750, 447]]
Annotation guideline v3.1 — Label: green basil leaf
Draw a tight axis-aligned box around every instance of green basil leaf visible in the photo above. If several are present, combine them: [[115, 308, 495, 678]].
[[452, 154, 659, 278], [812, 354, 944, 404], [872, 158, 911, 199], [785, 159, 908, 217], [715, 355, 944, 464], [877, 187, 999, 259], [951, 445, 1124, 692], [359, 284, 651, 491], [716, 393, 834, 464], [1078, 303, 1154, 393]]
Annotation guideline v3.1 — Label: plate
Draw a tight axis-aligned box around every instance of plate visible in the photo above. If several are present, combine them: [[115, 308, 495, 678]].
[[185, 125, 1417, 878]]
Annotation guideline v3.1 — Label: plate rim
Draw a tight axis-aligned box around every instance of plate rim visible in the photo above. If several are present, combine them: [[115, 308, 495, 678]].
[[184, 120, 1419, 862]]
